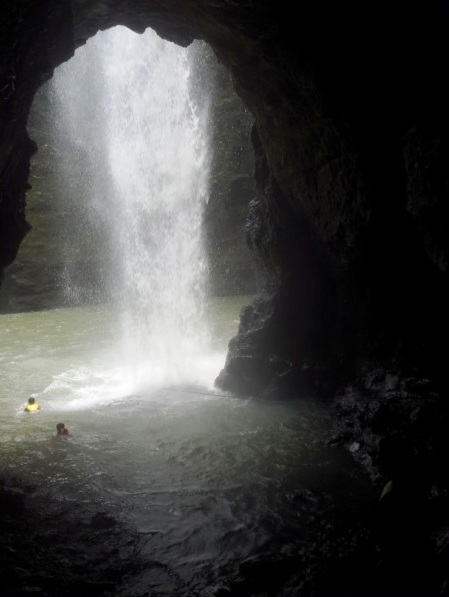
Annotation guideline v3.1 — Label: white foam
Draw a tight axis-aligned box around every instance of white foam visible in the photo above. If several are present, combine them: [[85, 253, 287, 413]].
[[38, 366, 133, 412]]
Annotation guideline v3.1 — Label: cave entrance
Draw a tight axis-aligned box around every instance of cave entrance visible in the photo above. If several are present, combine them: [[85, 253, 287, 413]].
[[0, 25, 258, 391]]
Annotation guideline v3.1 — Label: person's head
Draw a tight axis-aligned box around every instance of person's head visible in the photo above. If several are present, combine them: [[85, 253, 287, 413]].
[[28, 397, 35, 405], [56, 422, 65, 432]]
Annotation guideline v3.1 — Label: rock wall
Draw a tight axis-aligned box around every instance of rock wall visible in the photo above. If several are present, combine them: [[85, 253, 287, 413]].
[[0, 1, 73, 269], [198, 44, 259, 296], [0, 84, 112, 312], [211, 4, 447, 400]]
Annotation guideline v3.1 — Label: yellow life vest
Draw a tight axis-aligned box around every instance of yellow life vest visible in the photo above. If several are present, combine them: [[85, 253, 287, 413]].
[[26, 403, 39, 412]]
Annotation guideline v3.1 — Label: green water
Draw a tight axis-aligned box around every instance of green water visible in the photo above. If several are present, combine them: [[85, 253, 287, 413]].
[[0, 295, 247, 414]]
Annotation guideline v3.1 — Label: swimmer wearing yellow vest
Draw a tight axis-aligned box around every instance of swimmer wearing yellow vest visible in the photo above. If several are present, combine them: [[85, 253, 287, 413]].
[[24, 397, 40, 412]]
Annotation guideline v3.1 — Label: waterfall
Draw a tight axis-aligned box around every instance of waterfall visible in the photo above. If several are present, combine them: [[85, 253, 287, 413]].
[[49, 26, 211, 389]]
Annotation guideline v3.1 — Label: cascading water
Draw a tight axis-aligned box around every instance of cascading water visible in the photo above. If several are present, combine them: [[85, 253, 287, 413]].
[[50, 26, 211, 390]]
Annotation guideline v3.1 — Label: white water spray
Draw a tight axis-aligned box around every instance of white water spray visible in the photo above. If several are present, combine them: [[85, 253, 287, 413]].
[[50, 26, 212, 390]]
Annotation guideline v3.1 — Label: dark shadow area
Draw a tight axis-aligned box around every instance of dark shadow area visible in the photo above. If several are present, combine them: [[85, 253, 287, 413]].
[[1, 429, 446, 597]]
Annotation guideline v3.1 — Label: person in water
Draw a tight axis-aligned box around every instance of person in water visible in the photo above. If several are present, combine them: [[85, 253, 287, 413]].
[[24, 397, 40, 412], [56, 422, 71, 438]]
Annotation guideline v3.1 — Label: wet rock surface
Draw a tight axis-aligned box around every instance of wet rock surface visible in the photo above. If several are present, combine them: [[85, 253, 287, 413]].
[[200, 46, 259, 297]]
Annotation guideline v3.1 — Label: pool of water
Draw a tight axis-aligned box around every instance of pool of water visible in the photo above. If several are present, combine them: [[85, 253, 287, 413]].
[[0, 298, 373, 596]]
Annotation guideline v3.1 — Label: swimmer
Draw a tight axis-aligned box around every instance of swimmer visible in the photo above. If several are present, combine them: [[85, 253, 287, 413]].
[[56, 422, 71, 438], [24, 397, 40, 412]]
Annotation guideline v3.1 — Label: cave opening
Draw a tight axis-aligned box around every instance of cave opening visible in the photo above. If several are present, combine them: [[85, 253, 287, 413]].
[[0, 21, 375, 597], [0, 19, 375, 586], [1, 25, 259, 385]]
